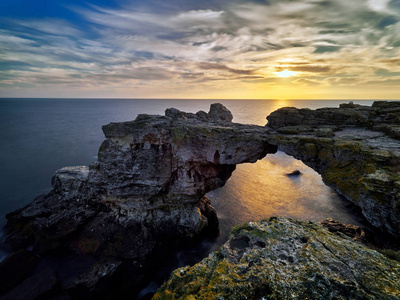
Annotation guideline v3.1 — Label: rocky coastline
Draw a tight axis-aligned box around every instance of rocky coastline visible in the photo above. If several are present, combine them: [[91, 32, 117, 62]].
[[1, 102, 400, 299]]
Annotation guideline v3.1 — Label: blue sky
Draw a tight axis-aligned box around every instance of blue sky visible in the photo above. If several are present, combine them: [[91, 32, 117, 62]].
[[1, 0, 400, 99]]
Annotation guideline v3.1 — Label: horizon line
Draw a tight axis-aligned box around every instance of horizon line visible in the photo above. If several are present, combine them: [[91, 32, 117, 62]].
[[1, 97, 399, 101]]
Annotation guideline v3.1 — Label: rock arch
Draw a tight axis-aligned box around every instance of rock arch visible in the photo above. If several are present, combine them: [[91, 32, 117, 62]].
[[4, 102, 400, 262], [2, 102, 400, 298]]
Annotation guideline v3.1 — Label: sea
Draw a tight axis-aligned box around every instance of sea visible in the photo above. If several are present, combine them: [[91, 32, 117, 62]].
[[0, 98, 379, 295]]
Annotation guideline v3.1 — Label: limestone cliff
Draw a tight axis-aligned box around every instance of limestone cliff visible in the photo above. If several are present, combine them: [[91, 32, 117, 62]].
[[154, 217, 400, 300], [266, 101, 400, 237], [2, 103, 276, 261]]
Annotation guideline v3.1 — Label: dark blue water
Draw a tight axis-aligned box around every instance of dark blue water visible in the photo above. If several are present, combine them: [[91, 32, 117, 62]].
[[0, 98, 375, 234]]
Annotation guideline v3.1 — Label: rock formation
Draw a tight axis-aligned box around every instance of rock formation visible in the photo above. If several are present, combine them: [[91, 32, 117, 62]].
[[3, 104, 276, 257], [154, 217, 400, 300], [320, 218, 368, 244], [2, 101, 400, 298], [0, 103, 277, 298], [266, 101, 400, 237]]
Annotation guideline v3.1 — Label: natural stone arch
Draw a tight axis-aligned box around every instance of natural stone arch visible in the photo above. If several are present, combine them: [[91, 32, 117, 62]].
[[4, 102, 400, 265], [2, 102, 400, 299], [2, 104, 276, 260]]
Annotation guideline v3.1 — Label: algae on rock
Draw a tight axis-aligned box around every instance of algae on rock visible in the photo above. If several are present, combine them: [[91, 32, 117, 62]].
[[154, 217, 400, 300]]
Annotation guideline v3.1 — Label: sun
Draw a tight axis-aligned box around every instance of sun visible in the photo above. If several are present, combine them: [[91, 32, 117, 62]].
[[275, 70, 297, 77]]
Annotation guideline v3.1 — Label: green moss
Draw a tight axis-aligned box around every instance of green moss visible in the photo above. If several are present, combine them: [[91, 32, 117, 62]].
[[231, 223, 252, 235], [171, 128, 187, 146], [322, 166, 363, 202], [155, 218, 400, 299], [378, 249, 400, 262], [231, 223, 270, 240], [317, 148, 332, 162]]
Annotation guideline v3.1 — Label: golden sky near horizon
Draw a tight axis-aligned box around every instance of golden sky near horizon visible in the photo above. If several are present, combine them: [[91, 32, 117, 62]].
[[1, 0, 400, 99]]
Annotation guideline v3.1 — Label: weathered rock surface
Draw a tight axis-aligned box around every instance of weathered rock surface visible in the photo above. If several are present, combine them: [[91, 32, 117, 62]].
[[266, 101, 400, 237], [320, 218, 368, 244], [154, 217, 400, 300]]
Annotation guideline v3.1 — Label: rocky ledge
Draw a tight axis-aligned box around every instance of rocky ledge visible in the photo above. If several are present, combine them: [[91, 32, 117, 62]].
[[266, 101, 400, 237], [154, 217, 400, 300]]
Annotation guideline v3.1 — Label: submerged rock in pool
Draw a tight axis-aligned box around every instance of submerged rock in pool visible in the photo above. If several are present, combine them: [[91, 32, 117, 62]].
[[286, 169, 301, 176], [154, 217, 400, 300]]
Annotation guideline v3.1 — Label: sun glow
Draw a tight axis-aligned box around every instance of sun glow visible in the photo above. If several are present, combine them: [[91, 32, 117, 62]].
[[275, 70, 297, 77]]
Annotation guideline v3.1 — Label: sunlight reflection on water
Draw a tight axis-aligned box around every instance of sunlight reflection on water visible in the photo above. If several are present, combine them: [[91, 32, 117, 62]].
[[207, 151, 363, 249]]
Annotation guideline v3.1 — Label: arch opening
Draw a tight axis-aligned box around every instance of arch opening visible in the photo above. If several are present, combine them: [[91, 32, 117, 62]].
[[206, 150, 367, 250]]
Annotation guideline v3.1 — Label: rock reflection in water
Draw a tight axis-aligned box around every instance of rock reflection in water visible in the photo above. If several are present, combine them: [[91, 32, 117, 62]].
[[208, 150, 364, 249]]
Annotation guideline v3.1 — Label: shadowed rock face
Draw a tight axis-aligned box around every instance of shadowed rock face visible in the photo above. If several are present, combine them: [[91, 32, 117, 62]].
[[266, 101, 400, 237], [154, 217, 400, 300], [2, 104, 276, 260]]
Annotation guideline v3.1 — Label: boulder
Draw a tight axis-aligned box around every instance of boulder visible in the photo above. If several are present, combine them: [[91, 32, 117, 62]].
[[154, 217, 400, 299], [208, 103, 233, 122], [66, 258, 124, 298], [287, 170, 301, 176]]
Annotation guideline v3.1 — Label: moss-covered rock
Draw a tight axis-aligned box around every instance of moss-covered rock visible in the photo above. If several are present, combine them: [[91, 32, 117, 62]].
[[154, 217, 400, 300]]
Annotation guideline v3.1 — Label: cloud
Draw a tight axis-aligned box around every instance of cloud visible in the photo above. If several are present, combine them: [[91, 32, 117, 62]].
[[378, 58, 400, 65], [289, 65, 332, 73], [367, 0, 391, 12], [313, 46, 341, 53], [294, 78, 327, 86], [16, 19, 82, 36], [198, 62, 255, 75], [1, 0, 400, 98]]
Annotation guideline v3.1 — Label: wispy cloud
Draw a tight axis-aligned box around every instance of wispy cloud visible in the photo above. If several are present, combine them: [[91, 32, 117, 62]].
[[1, 0, 400, 98]]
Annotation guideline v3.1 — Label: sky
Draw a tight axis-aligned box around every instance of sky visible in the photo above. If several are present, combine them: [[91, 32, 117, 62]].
[[1, 0, 400, 99]]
